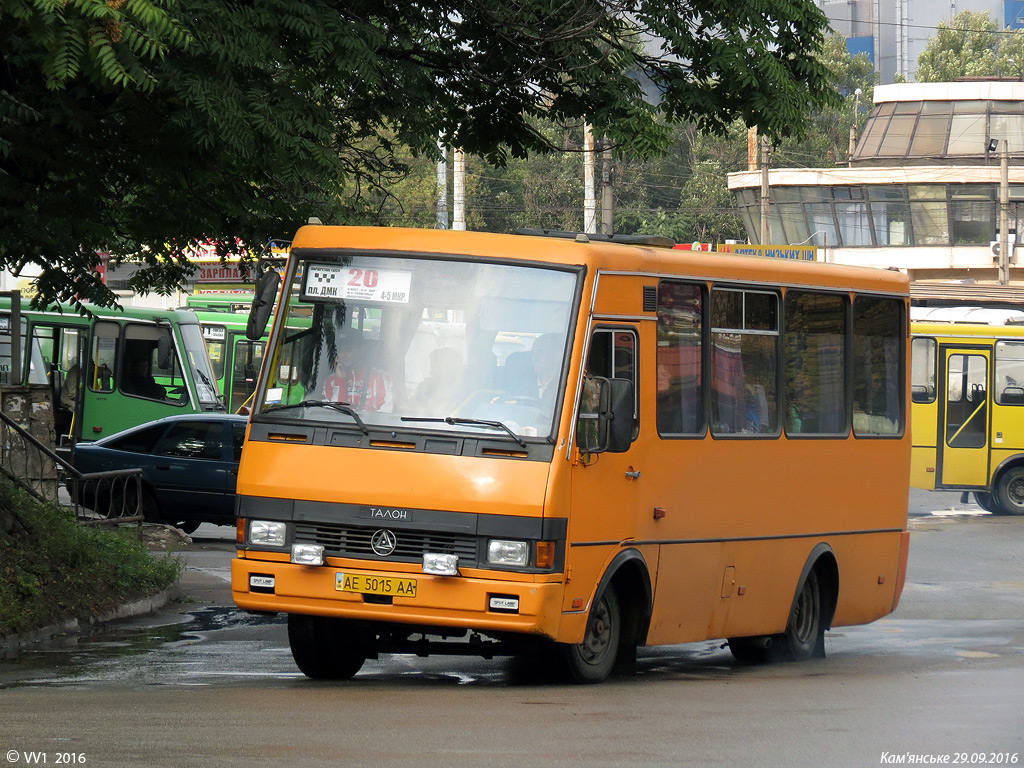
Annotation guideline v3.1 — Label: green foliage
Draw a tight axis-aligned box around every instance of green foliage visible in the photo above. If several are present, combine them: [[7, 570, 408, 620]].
[[0, 474, 181, 636], [1, 0, 837, 309], [915, 10, 1024, 82]]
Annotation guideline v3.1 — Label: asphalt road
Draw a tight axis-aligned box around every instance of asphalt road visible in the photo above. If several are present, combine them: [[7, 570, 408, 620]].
[[0, 488, 1021, 768]]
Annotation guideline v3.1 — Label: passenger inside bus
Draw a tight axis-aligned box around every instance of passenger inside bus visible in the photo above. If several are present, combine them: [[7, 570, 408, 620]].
[[123, 357, 166, 400], [412, 346, 463, 412], [323, 334, 393, 412], [504, 333, 561, 402]]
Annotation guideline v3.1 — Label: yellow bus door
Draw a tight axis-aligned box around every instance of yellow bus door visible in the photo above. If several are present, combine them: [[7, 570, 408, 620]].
[[567, 326, 642, 609], [939, 347, 991, 487]]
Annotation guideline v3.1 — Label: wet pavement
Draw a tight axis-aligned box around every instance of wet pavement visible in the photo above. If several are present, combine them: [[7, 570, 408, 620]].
[[1, 492, 1022, 690]]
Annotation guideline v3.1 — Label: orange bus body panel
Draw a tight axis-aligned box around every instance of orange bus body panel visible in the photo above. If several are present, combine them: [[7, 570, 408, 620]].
[[232, 226, 910, 664]]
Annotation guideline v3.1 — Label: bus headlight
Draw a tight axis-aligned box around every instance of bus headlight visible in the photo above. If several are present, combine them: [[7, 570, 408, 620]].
[[487, 539, 530, 567], [249, 520, 287, 547]]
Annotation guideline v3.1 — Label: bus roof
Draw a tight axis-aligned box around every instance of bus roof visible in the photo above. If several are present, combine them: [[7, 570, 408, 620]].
[[289, 225, 910, 295], [0, 297, 203, 324], [910, 306, 1024, 325]]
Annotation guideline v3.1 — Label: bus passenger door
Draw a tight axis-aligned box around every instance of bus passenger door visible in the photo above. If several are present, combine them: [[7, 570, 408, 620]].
[[939, 347, 990, 487], [567, 327, 644, 608]]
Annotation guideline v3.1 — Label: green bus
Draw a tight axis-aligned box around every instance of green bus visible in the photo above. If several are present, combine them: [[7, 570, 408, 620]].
[[0, 295, 223, 447], [191, 308, 266, 413]]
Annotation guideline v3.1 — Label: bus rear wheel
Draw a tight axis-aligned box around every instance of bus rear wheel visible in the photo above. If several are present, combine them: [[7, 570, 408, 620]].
[[559, 587, 621, 683], [288, 614, 367, 680], [994, 467, 1024, 515], [780, 569, 825, 661]]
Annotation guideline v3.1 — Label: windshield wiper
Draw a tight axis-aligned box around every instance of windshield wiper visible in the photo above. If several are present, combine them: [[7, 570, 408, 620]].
[[401, 416, 527, 448], [266, 400, 369, 435]]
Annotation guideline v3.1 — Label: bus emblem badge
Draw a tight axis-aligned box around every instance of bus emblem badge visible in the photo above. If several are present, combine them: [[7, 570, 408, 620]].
[[370, 529, 398, 557]]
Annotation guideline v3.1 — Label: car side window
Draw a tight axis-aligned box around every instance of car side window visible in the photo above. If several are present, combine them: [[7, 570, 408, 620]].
[[106, 425, 166, 454], [231, 422, 245, 462], [154, 422, 224, 460]]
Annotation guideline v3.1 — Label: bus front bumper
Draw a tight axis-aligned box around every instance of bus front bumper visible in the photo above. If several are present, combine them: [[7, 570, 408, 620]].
[[231, 556, 565, 640]]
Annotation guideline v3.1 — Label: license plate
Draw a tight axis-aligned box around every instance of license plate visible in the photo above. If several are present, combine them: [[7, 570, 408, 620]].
[[336, 572, 417, 598]]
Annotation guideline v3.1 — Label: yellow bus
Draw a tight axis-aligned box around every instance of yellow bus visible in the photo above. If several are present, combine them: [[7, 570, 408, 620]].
[[232, 225, 911, 683], [911, 306, 1024, 515]]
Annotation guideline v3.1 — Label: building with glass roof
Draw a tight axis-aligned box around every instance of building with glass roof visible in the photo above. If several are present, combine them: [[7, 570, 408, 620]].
[[727, 81, 1024, 292]]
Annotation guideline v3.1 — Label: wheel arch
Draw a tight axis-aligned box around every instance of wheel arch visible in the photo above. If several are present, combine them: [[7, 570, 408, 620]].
[[791, 543, 839, 631], [991, 452, 1024, 489], [592, 548, 654, 648]]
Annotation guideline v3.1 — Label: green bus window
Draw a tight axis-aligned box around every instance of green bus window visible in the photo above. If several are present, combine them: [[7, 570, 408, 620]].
[[711, 288, 778, 435], [785, 292, 846, 435], [202, 324, 227, 380], [28, 326, 55, 385], [231, 339, 265, 411], [853, 297, 904, 436], [123, 324, 185, 403], [995, 341, 1024, 405], [911, 337, 938, 404], [656, 281, 703, 436], [89, 321, 118, 393]]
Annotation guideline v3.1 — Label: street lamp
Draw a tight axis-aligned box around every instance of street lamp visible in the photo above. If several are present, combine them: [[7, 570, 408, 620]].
[[849, 88, 863, 166]]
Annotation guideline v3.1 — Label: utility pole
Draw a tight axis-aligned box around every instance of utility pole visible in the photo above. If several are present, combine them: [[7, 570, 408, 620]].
[[436, 142, 448, 229], [1000, 139, 1010, 285], [453, 148, 466, 231], [583, 124, 598, 233], [600, 140, 614, 236], [759, 134, 770, 244]]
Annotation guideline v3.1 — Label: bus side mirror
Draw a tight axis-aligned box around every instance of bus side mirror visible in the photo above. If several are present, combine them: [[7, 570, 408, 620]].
[[604, 377, 634, 453], [577, 376, 634, 455], [157, 336, 173, 370], [247, 270, 281, 341]]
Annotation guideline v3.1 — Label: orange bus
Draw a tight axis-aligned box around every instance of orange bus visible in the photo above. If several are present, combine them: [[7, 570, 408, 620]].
[[232, 225, 911, 683]]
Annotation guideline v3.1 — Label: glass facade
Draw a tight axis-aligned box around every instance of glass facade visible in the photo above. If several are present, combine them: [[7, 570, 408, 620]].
[[734, 184, 1011, 248], [730, 85, 1024, 251], [851, 99, 1024, 165]]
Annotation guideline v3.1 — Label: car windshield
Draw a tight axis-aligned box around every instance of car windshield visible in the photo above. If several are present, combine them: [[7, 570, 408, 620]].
[[254, 253, 578, 440]]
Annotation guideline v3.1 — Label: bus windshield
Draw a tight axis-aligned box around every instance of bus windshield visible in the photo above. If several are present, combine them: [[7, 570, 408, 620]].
[[254, 253, 579, 440], [179, 322, 225, 409]]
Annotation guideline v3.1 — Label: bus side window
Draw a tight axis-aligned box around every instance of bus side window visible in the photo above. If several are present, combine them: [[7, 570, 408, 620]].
[[656, 281, 703, 436], [89, 321, 118, 393], [995, 340, 1024, 405], [852, 296, 904, 436], [710, 288, 779, 435], [911, 337, 937, 404]]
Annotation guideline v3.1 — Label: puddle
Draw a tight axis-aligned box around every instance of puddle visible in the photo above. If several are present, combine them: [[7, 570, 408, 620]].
[[0, 606, 285, 687]]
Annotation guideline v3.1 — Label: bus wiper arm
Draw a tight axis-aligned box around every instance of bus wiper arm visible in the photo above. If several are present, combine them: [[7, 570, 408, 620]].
[[268, 400, 369, 434], [401, 416, 527, 448]]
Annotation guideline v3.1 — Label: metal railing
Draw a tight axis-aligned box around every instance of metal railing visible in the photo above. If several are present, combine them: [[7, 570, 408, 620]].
[[0, 407, 143, 525]]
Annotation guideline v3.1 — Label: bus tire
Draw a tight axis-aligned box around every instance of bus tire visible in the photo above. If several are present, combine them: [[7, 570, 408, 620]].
[[973, 491, 1002, 514], [287, 614, 366, 680], [780, 569, 825, 661], [559, 587, 621, 684], [994, 466, 1024, 516]]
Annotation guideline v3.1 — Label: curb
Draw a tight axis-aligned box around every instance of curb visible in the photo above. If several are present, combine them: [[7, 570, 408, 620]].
[[0, 587, 174, 652]]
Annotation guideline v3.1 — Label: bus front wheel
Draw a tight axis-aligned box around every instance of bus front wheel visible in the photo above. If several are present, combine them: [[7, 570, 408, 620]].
[[994, 467, 1024, 516], [288, 614, 367, 680], [559, 587, 621, 683]]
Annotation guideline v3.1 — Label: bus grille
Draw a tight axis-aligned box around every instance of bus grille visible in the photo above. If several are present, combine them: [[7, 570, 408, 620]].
[[293, 522, 480, 566]]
